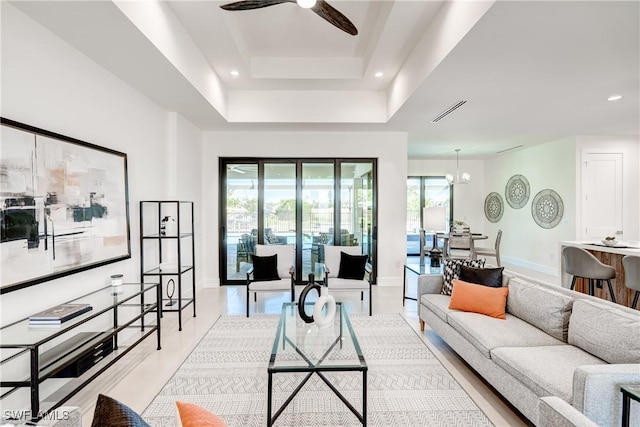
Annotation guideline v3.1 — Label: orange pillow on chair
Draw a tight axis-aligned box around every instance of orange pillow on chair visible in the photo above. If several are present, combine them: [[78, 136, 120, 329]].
[[176, 401, 228, 427], [448, 279, 509, 319]]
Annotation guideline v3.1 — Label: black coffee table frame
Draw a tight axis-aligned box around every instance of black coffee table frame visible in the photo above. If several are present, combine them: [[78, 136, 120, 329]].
[[267, 302, 367, 426]]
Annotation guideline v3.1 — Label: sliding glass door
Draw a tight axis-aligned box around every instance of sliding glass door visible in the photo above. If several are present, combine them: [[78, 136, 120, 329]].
[[220, 158, 377, 284]]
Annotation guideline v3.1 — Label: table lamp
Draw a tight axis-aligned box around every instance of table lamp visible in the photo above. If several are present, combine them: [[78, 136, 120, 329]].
[[423, 207, 447, 267]]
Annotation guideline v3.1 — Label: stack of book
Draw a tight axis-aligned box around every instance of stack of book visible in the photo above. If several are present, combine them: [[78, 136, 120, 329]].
[[29, 303, 93, 327]]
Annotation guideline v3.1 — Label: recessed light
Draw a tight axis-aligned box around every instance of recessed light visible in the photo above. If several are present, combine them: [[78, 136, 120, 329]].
[[607, 95, 622, 101], [230, 70, 239, 77], [374, 71, 384, 78]]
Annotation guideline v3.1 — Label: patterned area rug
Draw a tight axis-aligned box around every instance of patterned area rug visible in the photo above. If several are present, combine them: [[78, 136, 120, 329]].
[[142, 313, 493, 427]]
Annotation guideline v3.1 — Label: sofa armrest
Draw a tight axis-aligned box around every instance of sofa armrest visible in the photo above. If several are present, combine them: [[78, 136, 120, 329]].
[[417, 274, 443, 298], [573, 364, 640, 427], [538, 397, 599, 427]]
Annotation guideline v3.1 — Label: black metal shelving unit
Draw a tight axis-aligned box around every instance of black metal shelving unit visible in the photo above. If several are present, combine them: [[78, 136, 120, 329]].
[[0, 283, 161, 422], [140, 201, 196, 331]]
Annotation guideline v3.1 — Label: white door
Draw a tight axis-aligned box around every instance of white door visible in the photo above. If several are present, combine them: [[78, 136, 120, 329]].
[[581, 152, 623, 240]]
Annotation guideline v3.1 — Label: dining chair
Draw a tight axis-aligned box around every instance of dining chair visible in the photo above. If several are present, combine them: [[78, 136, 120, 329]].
[[473, 230, 502, 266], [447, 233, 475, 260]]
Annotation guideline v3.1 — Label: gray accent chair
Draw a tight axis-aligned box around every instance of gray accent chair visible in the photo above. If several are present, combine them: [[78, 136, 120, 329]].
[[562, 246, 616, 302], [473, 229, 502, 266], [622, 255, 640, 309], [246, 244, 295, 316]]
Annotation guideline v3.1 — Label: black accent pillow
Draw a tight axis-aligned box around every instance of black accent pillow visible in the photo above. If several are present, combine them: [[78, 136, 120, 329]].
[[338, 251, 368, 280], [91, 394, 150, 427], [458, 265, 504, 288], [251, 254, 280, 281], [441, 258, 485, 295]]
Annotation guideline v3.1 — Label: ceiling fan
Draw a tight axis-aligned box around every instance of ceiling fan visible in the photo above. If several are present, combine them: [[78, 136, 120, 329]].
[[219, 0, 358, 36]]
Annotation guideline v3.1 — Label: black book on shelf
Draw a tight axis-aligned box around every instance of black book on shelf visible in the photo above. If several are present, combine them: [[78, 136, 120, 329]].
[[29, 304, 93, 324]]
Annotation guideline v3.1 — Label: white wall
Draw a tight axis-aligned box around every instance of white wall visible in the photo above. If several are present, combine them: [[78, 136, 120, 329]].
[[575, 135, 640, 241], [407, 158, 486, 232], [484, 138, 577, 276], [201, 132, 408, 287], [0, 4, 203, 324]]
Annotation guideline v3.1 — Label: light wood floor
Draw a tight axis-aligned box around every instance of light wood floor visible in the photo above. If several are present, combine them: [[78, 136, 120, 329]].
[[70, 278, 532, 426]]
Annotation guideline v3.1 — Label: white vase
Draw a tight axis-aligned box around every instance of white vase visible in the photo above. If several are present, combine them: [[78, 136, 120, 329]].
[[313, 286, 336, 329]]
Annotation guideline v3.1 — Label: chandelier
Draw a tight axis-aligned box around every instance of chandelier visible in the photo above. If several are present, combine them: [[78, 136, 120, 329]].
[[446, 149, 470, 185]]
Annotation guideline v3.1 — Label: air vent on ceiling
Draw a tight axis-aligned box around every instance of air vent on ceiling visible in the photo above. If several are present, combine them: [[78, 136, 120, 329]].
[[431, 100, 467, 123]]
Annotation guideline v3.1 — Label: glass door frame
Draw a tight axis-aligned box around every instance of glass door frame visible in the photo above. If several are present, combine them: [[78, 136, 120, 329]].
[[219, 158, 377, 285]]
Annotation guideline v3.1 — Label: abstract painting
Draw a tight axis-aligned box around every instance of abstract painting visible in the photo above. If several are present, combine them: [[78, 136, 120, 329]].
[[1, 118, 130, 293]]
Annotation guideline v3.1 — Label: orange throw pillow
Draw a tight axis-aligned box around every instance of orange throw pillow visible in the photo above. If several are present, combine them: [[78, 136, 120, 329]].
[[448, 279, 509, 319], [176, 401, 228, 427]]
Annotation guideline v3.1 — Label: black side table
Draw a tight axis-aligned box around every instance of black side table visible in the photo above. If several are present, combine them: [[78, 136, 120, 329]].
[[621, 384, 640, 427]]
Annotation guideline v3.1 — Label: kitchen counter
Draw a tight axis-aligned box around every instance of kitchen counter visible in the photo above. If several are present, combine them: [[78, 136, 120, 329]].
[[560, 240, 640, 256], [560, 241, 640, 310]]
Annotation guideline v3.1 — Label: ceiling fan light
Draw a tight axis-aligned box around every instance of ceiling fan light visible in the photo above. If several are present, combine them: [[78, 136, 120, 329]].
[[297, 0, 317, 9]]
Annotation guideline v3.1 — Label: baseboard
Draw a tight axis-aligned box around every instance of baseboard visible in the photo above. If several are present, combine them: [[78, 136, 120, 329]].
[[202, 279, 220, 288]]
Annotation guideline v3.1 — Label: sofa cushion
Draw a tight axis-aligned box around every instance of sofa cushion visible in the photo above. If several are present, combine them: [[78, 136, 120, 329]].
[[506, 277, 574, 342], [491, 346, 606, 403], [568, 299, 640, 364], [449, 279, 509, 319], [421, 294, 458, 322], [441, 258, 485, 295], [458, 265, 504, 288], [447, 311, 565, 359]]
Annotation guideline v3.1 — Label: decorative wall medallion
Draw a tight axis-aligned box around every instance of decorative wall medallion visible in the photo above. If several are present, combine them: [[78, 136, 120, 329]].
[[505, 174, 530, 209], [484, 192, 504, 223], [531, 189, 564, 229]]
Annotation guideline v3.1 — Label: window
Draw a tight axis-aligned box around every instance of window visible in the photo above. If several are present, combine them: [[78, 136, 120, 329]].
[[406, 176, 452, 255]]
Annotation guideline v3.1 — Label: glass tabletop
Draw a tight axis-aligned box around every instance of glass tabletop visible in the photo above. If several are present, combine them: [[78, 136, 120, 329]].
[[405, 263, 443, 276], [269, 302, 366, 372], [621, 384, 640, 401]]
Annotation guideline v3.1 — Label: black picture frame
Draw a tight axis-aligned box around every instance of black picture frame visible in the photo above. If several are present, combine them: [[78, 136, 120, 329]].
[[1, 118, 131, 294]]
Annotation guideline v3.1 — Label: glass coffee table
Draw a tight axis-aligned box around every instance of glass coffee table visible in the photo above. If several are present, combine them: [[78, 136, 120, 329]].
[[268, 302, 367, 426]]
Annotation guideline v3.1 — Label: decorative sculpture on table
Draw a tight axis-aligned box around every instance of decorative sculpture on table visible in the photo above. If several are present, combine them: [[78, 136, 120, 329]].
[[298, 282, 336, 328]]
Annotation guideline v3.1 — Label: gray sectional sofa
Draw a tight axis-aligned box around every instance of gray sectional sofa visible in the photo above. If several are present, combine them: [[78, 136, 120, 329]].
[[418, 270, 640, 427]]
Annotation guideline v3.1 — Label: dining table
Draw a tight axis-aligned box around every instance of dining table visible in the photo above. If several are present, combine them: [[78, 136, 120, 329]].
[[437, 232, 488, 257]]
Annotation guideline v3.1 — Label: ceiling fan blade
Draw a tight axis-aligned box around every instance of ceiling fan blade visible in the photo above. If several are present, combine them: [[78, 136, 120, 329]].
[[311, 0, 358, 36], [220, 0, 294, 11]]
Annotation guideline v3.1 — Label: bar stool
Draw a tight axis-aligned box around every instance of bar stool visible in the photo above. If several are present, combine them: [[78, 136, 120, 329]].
[[622, 255, 640, 309], [562, 246, 617, 303]]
